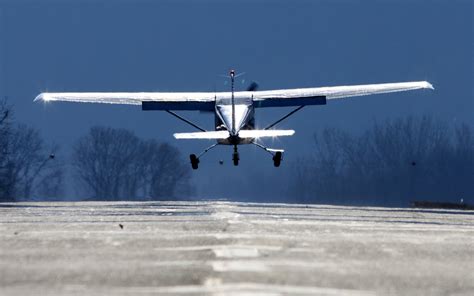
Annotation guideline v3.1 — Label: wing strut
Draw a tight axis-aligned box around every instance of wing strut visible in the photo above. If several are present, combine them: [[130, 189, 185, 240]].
[[264, 106, 305, 130], [252, 142, 277, 156], [165, 110, 207, 132]]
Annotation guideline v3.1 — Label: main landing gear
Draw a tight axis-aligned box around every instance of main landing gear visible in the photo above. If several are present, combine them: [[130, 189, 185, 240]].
[[189, 143, 283, 169], [272, 151, 282, 167], [189, 144, 240, 169], [253, 142, 284, 167], [190, 154, 199, 169], [189, 143, 219, 170]]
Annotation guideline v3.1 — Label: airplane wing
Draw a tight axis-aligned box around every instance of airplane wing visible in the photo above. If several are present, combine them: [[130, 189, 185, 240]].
[[35, 81, 433, 110], [251, 81, 433, 107], [34, 92, 217, 111]]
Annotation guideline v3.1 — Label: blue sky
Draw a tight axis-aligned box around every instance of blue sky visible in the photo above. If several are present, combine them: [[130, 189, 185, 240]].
[[0, 0, 472, 199]]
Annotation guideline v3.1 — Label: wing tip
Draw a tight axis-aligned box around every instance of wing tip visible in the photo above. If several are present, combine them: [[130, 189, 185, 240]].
[[173, 133, 184, 139], [34, 93, 50, 102], [34, 93, 44, 102], [423, 81, 434, 90]]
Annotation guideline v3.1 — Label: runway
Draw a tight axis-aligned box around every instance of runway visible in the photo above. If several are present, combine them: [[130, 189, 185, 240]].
[[1, 201, 473, 295]]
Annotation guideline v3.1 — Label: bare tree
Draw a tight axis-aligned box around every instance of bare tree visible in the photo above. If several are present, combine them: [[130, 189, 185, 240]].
[[72, 127, 141, 200], [142, 140, 191, 199], [0, 99, 12, 200], [450, 123, 474, 199], [0, 104, 62, 201], [291, 116, 474, 206], [72, 126, 192, 200], [5, 125, 60, 199], [36, 156, 64, 199]]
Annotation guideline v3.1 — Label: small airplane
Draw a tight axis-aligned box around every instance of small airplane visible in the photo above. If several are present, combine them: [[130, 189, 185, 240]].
[[35, 70, 433, 169]]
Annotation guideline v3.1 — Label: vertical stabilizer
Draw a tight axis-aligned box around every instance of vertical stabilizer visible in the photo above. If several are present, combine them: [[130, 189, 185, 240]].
[[230, 69, 236, 135]]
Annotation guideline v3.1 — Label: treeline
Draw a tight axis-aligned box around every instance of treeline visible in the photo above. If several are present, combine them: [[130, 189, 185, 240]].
[[290, 116, 474, 206], [0, 101, 191, 202], [72, 127, 192, 200], [3, 98, 473, 206], [0, 101, 62, 201]]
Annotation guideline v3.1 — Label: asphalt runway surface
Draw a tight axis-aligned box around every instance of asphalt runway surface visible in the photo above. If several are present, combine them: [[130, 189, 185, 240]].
[[1, 201, 473, 296]]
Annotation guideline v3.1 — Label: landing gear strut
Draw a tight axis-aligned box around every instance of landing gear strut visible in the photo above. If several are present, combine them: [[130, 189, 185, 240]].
[[252, 142, 284, 168], [189, 143, 219, 170], [232, 145, 239, 166], [189, 143, 282, 169]]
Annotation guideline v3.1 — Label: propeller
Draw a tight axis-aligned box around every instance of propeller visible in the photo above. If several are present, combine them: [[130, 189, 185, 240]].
[[218, 71, 259, 91], [246, 81, 259, 92], [200, 80, 259, 114]]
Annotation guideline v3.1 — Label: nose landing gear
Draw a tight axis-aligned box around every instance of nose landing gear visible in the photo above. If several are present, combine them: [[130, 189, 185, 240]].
[[232, 145, 239, 166]]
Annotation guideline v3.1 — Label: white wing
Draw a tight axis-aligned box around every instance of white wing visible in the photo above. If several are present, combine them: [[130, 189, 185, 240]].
[[35, 81, 433, 110], [34, 92, 218, 105], [251, 81, 433, 107], [35, 92, 217, 111]]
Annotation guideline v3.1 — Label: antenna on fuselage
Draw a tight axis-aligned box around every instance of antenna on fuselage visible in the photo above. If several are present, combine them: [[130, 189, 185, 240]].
[[230, 69, 236, 135]]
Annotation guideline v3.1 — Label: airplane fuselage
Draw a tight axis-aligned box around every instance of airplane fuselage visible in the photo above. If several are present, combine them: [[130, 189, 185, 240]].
[[214, 69, 256, 145], [215, 102, 255, 145]]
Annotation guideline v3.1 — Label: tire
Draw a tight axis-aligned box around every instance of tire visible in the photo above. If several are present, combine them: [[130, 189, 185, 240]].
[[190, 154, 199, 170], [232, 152, 239, 166], [273, 152, 282, 167]]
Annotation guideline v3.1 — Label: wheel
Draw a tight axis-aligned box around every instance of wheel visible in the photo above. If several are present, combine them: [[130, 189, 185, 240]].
[[232, 152, 239, 166], [273, 151, 282, 167], [190, 154, 199, 170], [190, 154, 199, 169]]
